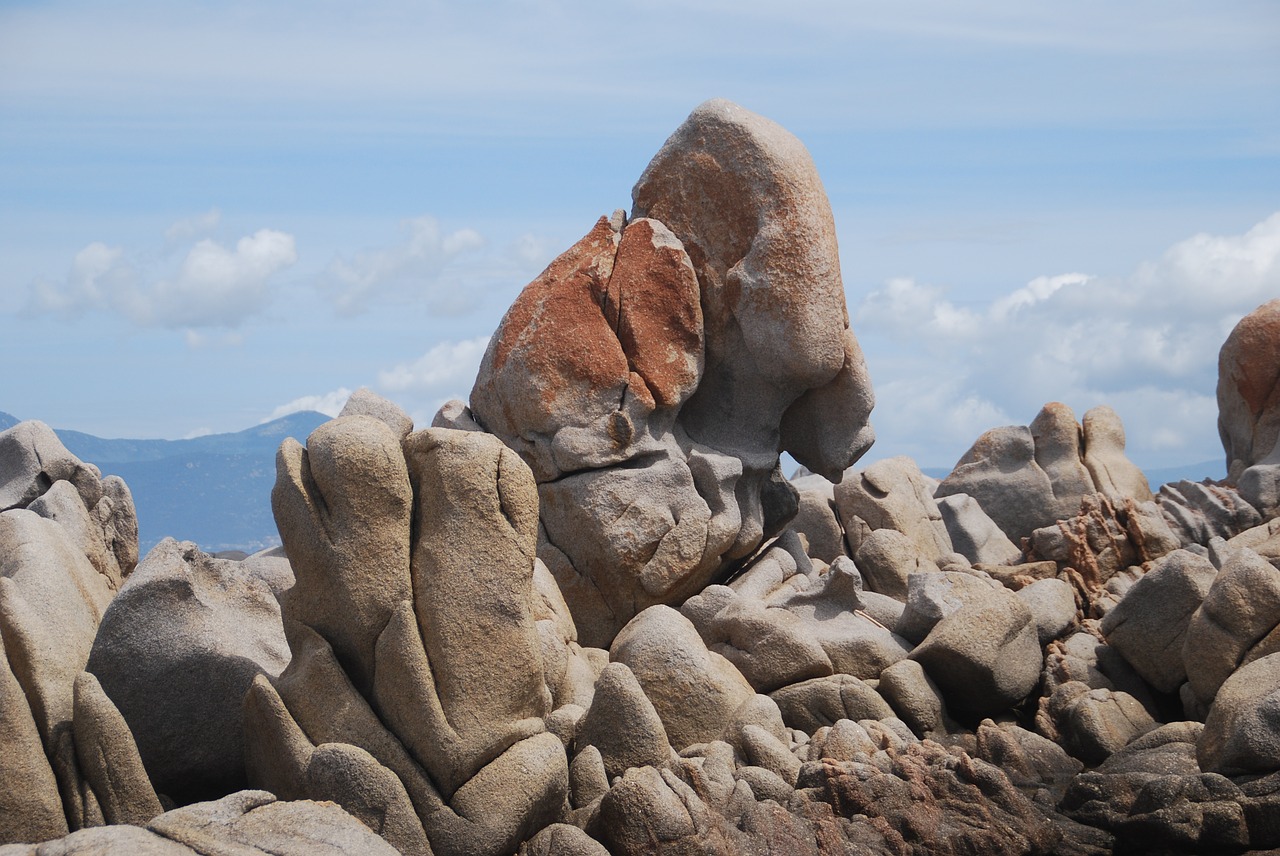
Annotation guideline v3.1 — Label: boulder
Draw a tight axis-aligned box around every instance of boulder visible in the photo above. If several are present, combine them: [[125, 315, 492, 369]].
[[853, 528, 931, 600], [1198, 652, 1280, 775], [936, 492, 1022, 567], [1217, 298, 1280, 480], [472, 99, 875, 645], [575, 663, 671, 780], [834, 457, 953, 565], [1030, 402, 1095, 520], [86, 538, 291, 803], [1183, 545, 1280, 706], [1099, 549, 1217, 693], [610, 606, 755, 750], [1043, 681, 1157, 765], [1016, 577, 1077, 645], [1082, 405, 1153, 502], [905, 574, 1042, 720], [934, 425, 1060, 543], [788, 474, 846, 563]]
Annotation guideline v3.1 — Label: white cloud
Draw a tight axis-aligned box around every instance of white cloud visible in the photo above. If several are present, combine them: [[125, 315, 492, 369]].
[[266, 388, 353, 421], [323, 216, 484, 315], [377, 336, 491, 424], [25, 217, 297, 331], [855, 211, 1280, 468]]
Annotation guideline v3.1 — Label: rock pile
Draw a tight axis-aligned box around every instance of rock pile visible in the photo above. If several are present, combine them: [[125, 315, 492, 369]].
[[5, 100, 1280, 855]]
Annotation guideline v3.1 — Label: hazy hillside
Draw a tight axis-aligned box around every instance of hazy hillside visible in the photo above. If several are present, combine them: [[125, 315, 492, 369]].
[[1, 410, 328, 553]]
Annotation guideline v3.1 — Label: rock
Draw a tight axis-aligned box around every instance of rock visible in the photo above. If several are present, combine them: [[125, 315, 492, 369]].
[[769, 674, 894, 734], [1082, 405, 1153, 502], [975, 719, 1083, 792], [876, 658, 950, 737], [610, 606, 755, 750], [272, 414, 414, 696], [895, 570, 1001, 645], [1016, 577, 1077, 645], [0, 421, 102, 515], [934, 425, 1060, 543], [338, 387, 413, 439], [576, 663, 671, 780], [597, 765, 731, 856], [0, 623, 67, 844], [1044, 681, 1158, 765], [853, 528, 931, 600], [519, 823, 610, 856], [1030, 402, 1095, 520], [936, 493, 1022, 567], [788, 474, 846, 563], [1218, 298, 1280, 480], [1183, 545, 1280, 707], [148, 790, 403, 855], [1096, 722, 1203, 777], [86, 538, 291, 803], [472, 101, 875, 645], [71, 671, 162, 826], [1156, 479, 1262, 546], [906, 574, 1042, 720], [1198, 652, 1280, 775], [1099, 549, 1216, 693], [834, 457, 953, 566], [680, 586, 833, 693], [632, 98, 875, 483]]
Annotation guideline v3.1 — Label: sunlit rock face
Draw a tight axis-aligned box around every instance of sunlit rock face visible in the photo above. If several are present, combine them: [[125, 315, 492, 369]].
[[468, 99, 875, 646]]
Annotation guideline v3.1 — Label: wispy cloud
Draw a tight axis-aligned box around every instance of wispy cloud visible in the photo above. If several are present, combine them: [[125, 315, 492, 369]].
[[377, 335, 491, 424], [320, 216, 483, 316], [265, 387, 353, 422]]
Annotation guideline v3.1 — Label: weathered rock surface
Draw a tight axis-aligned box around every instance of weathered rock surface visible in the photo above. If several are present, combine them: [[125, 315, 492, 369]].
[[470, 99, 875, 646], [86, 539, 291, 803], [1218, 298, 1280, 481], [1198, 652, 1280, 776]]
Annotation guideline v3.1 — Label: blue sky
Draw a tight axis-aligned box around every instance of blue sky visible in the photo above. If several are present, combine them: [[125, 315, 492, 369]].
[[2, 1, 1278, 471]]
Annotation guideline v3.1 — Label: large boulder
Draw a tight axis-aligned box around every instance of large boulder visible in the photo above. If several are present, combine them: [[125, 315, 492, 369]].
[[246, 420, 570, 856], [1099, 549, 1217, 693], [1198, 652, 1280, 775], [87, 539, 292, 803], [1218, 298, 1280, 481], [834, 456, 954, 565], [469, 99, 874, 645]]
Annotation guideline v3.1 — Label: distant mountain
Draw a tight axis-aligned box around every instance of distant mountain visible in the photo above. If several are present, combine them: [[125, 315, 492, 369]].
[[2, 410, 329, 554]]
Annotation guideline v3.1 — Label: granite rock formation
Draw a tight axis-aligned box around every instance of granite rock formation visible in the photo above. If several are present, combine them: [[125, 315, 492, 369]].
[[5, 103, 1280, 856]]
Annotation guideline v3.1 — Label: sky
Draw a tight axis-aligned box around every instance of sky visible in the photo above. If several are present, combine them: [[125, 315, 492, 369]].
[[2, 0, 1279, 473]]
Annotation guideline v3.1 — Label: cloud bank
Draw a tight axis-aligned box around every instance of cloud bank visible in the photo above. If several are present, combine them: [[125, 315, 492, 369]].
[[856, 211, 1280, 469]]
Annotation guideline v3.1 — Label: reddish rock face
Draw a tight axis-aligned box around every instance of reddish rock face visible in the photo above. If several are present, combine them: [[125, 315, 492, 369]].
[[470, 100, 877, 645], [1218, 298, 1280, 478]]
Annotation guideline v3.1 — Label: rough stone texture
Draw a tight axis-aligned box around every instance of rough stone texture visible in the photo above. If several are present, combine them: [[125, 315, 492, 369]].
[[1218, 298, 1280, 480], [769, 674, 894, 733], [339, 387, 413, 440], [853, 528, 932, 600], [87, 538, 291, 803], [936, 492, 1022, 567], [272, 414, 414, 696], [70, 671, 162, 827], [0, 624, 67, 844], [905, 573, 1042, 721], [1016, 577, 1077, 645], [934, 425, 1061, 544], [610, 605, 755, 750], [834, 457, 953, 566], [788, 473, 846, 563], [1183, 544, 1280, 707], [575, 663, 670, 780], [249, 424, 569, 856], [1099, 549, 1217, 693], [1082, 405, 1153, 503], [1030, 402, 1095, 522], [1198, 652, 1280, 775], [1157, 479, 1262, 546], [472, 99, 875, 646], [1043, 681, 1158, 765]]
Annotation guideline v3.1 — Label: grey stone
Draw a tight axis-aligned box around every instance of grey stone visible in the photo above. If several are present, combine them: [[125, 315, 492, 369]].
[[1198, 652, 1280, 775], [1016, 577, 1077, 645], [834, 457, 953, 566], [937, 492, 1023, 566], [1099, 549, 1217, 693]]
